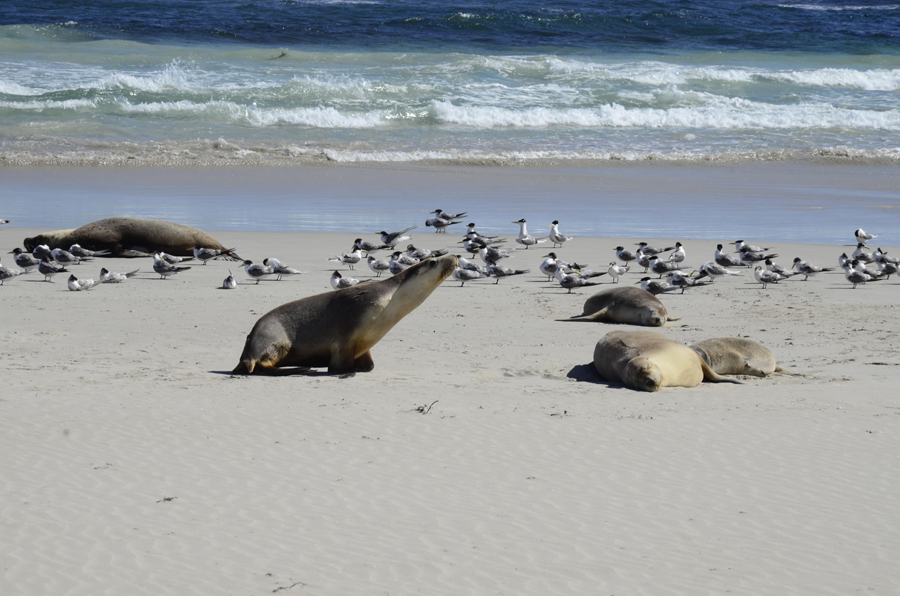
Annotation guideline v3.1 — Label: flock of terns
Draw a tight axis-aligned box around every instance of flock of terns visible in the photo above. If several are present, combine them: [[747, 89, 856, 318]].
[[0, 214, 895, 294]]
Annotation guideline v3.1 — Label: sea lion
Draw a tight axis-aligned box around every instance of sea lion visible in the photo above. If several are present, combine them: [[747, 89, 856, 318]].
[[689, 337, 788, 377], [23, 217, 240, 259], [233, 254, 457, 376], [559, 286, 679, 326], [593, 330, 741, 392]]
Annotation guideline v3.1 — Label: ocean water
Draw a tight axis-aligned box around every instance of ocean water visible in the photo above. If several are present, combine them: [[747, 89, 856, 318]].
[[2, 1, 900, 166]]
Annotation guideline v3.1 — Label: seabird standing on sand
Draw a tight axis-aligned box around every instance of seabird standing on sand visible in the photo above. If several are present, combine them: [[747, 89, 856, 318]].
[[426, 217, 461, 233], [10, 248, 40, 271], [512, 219, 547, 249], [753, 266, 783, 289], [242, 260, 274, 284], [873, 248, 899, 265], [549, 220, 572, 248], [607, 262, 629, 283], [790, 258, 832, 281], [876, 258, 899, 279], [153, 253, 191, 279], [667, 242, 686, 263], [194, 245, 236, 264], [389, 251, 413, 275], [452, 267, 489, 286], [477, 241, 517, 265], [647, 255, 685, 278], [328, 244, 364, 270], [487, 264, 529, 284], [844, 259, 882, 288], [38, 256, 68, 282], [665, 270, 707, 294], [635, 242, 676, 256], [614, 246, 637, 264], [367, 254, 391, 277]]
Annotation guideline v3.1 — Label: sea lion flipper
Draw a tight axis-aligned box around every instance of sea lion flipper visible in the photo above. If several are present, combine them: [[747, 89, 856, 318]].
[[699, 360, 743, 384], [557, 307, 610, 323], [666, 315, 681, 322]]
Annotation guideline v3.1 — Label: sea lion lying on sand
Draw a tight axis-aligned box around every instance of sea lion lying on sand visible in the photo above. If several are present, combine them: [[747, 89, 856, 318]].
[[593, 330, 742, 392], [559, 286, 679, 326], [23, 217, 241, 259], [689, 337, 788, 377], [233, 255, 457, 376]]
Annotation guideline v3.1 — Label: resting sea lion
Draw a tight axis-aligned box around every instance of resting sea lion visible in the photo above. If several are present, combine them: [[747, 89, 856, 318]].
[[593, 330, 742, 392], [23, 217, 240, 259], [233, 254, 457, 376], [689, 337, 788, 377], [559, 286, 679, 326]]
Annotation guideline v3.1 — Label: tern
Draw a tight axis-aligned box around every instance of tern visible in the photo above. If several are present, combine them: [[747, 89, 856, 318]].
[[67, 275, 99, 291], [512, 219, 547, 249], [10, 248, 39, 270], [548, 220, 573, 248], [153, 253, 191, 279], [790, 258, 833, 281], [380, 226, 417, 245], [38, 256, 68, 282], [854, 228, 878, 245], [242, 260, 274, 284], [99, 267, 140, 283], [367, 254, 391, 277], [263, 257, 303, 280]]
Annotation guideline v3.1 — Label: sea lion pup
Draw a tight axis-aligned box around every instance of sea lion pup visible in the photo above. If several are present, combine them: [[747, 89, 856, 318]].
[[23, 217, 241, 259], [558, 286, 679, 326], [594, 330, 742, 392], [689, 337, 789, 378], [233, 254, 457, 376]]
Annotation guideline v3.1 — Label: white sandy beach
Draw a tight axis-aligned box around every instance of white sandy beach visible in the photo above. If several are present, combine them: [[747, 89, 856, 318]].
[[2, 219, 899, 595]]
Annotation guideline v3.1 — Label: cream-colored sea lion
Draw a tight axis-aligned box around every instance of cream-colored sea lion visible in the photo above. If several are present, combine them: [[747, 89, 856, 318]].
[[689, 337, 788, 377], [23, 217, 240, 258], [233, 254, 457, 376], [593, 330, 741, 392], [559, 286, 679, 326]]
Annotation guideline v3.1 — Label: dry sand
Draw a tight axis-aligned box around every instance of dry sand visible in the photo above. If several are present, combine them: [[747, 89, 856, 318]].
[[2, 226, 899, 595]]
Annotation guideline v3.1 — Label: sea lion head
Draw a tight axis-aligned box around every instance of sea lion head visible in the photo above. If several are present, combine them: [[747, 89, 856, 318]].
[[624, 356, 663, 392], [391, 254, 458, 308]]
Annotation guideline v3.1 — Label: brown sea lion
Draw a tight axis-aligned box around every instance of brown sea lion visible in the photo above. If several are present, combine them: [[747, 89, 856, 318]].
[[233, 254, 457, 376], [593, 330, 742, 392], [559, 286, 679, 326], [689, 337, 788, 377], [23, 217, 240, 258]]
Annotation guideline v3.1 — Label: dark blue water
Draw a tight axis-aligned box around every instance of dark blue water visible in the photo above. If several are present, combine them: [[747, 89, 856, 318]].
[[3, 0, 899, 53]]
